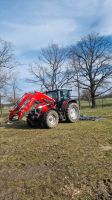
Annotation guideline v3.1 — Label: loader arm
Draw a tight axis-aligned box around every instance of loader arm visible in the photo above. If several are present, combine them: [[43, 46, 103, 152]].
[[9, 91, 55, 121]]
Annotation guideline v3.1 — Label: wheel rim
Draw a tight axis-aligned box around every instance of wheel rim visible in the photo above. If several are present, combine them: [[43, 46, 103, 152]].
[[48, 114, 57, 126], [70, 107, 78, 120]]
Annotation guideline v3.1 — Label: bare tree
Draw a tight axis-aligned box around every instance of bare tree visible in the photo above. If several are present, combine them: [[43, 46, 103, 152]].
[[0, 38, 15, 116], [29, 44, 71, 90], [70, 33, 112, 108], [7, 74, 21, 104], [0, 38, 14, 90]]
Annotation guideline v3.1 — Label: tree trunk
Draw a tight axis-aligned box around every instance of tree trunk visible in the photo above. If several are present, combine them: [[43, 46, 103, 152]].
[[90, 82, 96, 108], [91, 94, 96, 108], [88, 98, 91, 108], [13, 85, 16, 104], [77, 80, 81, 110], [0, 94, 2, 118], [77, 74, 81, 110]]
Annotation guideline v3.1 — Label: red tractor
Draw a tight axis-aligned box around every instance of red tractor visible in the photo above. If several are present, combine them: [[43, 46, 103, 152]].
[[9, 89, 79, 128]]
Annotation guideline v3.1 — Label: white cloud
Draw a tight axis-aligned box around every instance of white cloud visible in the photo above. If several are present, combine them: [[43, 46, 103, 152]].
[[0, 0, 112, 93], [0, 0, 112, 54], [0, 0, 107, 53], [0, 18, 77, 52], [98, 0, 112, 35]]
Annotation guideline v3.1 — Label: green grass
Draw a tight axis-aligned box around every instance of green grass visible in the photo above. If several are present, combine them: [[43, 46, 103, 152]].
[[0, 106, 112, 199], [80, 97, 112, 108], [0, 106, 9, 123]]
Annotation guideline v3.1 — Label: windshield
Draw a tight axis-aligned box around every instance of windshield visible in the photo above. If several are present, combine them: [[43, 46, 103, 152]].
[[46, 90, 71, 101], [46, 91, 58, 100]]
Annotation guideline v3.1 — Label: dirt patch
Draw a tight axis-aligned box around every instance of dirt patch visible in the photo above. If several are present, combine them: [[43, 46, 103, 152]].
[[100, 145, 112, 151], [62, 183, 81, 199], [95, 179, 112, 200]]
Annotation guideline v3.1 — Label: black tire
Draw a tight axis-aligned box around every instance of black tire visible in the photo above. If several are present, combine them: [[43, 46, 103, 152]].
[[66, 102, 79, 123], [42, 110, 59, 129], [27, 114, 37, 128]]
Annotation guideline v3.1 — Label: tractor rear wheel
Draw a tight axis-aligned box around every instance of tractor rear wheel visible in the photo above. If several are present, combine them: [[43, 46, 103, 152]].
[[66, 102, 79, 123], [42, 110, 59, 128]]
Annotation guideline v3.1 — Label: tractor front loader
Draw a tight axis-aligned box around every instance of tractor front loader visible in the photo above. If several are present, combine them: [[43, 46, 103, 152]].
[[9, 89, 79, 128]]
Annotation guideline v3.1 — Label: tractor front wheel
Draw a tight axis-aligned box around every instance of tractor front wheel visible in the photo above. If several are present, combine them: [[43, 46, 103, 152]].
[[27, 114, 38, 128], [66, 102, 79, 123], [42, 110, 59, 128]]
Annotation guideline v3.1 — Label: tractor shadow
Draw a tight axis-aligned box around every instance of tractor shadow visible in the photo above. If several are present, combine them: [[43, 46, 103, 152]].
[[4, 121, 43, 130], [4, 120, 67, 130]]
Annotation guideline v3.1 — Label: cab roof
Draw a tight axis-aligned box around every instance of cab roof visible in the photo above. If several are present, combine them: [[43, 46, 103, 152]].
[[46, 89, 72, 93]]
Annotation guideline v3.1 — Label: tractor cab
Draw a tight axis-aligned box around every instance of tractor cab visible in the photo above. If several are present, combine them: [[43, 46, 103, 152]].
[[45, 89, 78, 123], [46, 89, 72, 102]]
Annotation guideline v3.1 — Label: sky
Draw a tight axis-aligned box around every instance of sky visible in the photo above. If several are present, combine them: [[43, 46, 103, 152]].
[[0, 0, 112, 93]]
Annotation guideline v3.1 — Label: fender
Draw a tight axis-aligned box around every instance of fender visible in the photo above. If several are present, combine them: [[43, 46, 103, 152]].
[[61, 99, 77, 112]]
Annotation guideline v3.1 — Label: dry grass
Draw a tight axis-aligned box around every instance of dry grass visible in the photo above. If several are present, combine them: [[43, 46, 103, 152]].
[[0, 107, 112, 200]]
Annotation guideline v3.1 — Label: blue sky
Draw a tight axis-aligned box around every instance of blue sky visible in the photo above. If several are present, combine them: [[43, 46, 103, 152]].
[[0, 0, 112, 93]]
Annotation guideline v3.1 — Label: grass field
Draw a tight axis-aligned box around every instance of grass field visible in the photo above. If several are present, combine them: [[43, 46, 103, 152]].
[[80, 98, 112, 109], [0, 106, 112, 200]]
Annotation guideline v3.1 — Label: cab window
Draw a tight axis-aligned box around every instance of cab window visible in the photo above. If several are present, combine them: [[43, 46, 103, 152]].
[[60, 90, 70, 100], [47, 91, 58, 100]]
